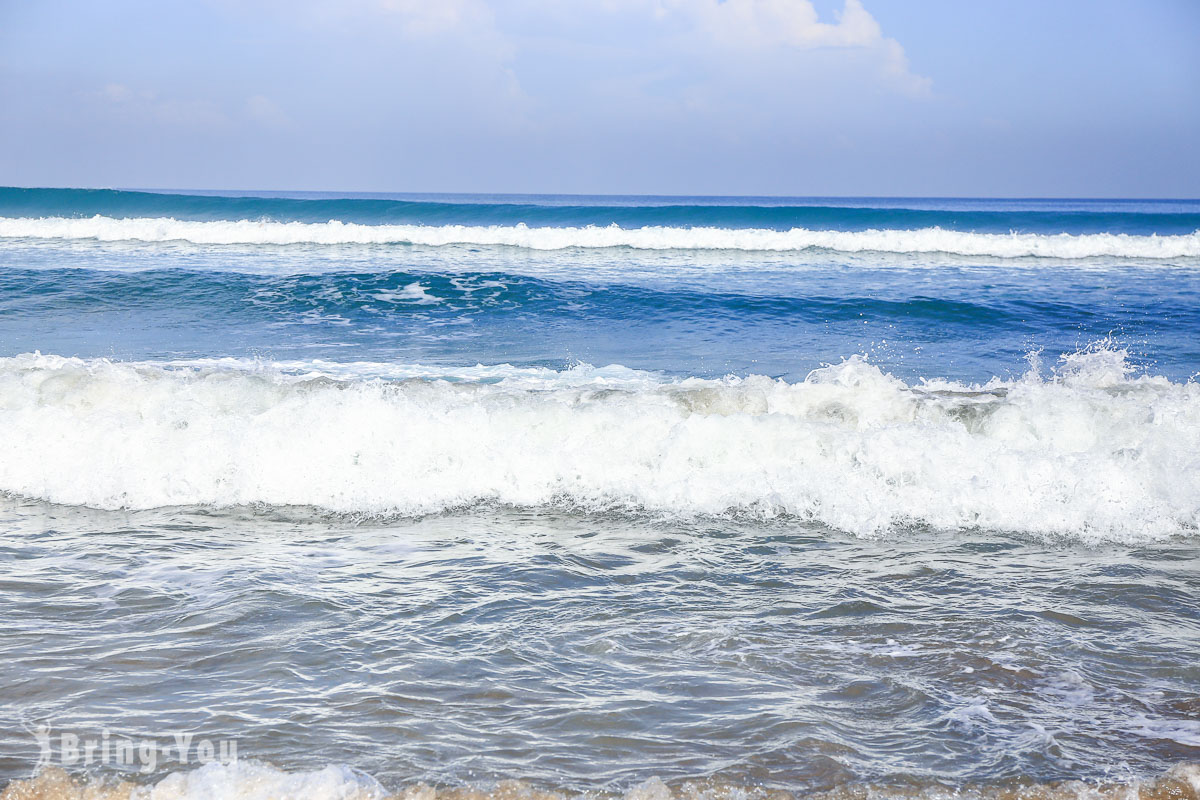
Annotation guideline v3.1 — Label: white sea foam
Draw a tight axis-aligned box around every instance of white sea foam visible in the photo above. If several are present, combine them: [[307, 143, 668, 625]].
[[1128, 716, 1200, 747], [146, 762, 386, 800], [371, 283, 443, 305], [1, 762, 387, 800], [0, 350, 1197, 541], [2, 215, 1199, 259]]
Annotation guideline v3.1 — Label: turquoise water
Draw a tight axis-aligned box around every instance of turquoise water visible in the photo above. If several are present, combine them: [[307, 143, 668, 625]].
[[0, 189, 1197, 799]]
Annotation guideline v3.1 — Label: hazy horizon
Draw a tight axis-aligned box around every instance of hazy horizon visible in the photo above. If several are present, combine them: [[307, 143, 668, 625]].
[[6, 185, 1200, 202]]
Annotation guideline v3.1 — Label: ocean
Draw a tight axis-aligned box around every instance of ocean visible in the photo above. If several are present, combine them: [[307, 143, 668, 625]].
[[0, 187, 1197, 800]]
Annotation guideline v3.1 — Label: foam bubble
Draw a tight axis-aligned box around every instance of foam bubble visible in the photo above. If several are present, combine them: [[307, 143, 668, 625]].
[[2, 216, 1198, 259], [0, 350, 1196, 541]]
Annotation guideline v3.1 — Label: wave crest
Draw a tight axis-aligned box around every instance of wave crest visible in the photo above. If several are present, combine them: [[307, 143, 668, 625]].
[[0, 351, 1197, 540], [2, 216, 1199, 258]]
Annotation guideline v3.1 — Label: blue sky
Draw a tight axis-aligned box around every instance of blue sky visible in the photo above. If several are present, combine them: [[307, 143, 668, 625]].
[[1, 0, 1196, 196]]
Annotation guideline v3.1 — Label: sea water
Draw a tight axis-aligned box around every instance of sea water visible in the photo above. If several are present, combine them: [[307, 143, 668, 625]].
[[0, 188, 1197, 800]]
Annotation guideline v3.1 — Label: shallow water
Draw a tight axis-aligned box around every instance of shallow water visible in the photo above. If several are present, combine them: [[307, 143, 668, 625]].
[[1, 500, 1199, 793]]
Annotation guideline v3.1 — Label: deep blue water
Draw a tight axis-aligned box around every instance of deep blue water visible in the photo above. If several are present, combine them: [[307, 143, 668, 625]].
[[1, 188, 1199, 381], [5, 187, 1200, 233]]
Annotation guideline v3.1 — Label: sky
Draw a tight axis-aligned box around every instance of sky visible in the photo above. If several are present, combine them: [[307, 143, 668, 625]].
[[0, 0, 1197, 196]]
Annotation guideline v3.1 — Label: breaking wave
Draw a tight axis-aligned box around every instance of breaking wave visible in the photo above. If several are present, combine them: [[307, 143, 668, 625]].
[[0, 349, 1197, 540], [2, 216, 1199, 259]]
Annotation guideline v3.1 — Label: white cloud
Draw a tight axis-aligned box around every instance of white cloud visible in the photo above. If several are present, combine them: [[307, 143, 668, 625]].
[[217, 0, 927, 108], [261, 0, 512, 54], [685, 0, 874, 47], [95, 84, 292, 131], [373, 0, 493, 36], [657, 0, 930, 96], [99, 83, 135, 103], [245, 94, 291, 128], [501, 0, 928, 96], [94, 83, 231, 128]]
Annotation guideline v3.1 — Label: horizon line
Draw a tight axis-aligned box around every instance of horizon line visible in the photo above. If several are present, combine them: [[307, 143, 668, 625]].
[[3, 184, 1199, 203]]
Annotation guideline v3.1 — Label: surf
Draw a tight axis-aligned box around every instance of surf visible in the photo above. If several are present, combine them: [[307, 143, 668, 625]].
[[3, 215, 1200, 259], [1, 349, 1196, 541]]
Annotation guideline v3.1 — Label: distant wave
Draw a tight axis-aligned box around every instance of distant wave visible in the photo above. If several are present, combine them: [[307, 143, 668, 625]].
[[1, 349, 1197, 540], [2, 215, 1199, 258]]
